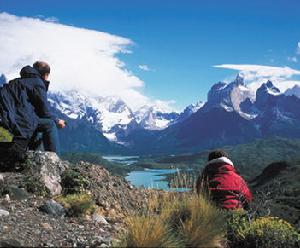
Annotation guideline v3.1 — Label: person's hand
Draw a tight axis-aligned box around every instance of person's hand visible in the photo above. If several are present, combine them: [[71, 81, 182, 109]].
[[56, 119, 66, 129]]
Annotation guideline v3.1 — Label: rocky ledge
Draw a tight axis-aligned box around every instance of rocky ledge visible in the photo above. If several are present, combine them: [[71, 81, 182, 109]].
[[0, 151, 151, 247]]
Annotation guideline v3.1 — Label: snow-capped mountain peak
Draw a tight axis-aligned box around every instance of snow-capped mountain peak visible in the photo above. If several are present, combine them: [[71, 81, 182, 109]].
[[263, 81, 281, 96], [186, 101, 204, 113], [232, 73, 245, 86], [206, 74, 252, 113], [285, 85, 300, 98], [48, 90, 135, 135], [48, 89, 184, 143], [134, 104, 180, 130]]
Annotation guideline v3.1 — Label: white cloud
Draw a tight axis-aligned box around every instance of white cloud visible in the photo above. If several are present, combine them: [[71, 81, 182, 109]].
[[138, 64, 152, 71], [287, 56, 298, 63], [297, 42, 300, 55], [214, 64, 300, 93], [0, 12, 173, 111]]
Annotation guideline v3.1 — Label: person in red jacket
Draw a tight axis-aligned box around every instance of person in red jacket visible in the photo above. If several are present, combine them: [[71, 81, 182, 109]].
[[196, 150, 253, 210]]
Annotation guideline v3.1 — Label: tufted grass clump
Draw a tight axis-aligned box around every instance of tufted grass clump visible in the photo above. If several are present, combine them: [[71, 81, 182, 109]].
[[177, 195, 225, 247], [0, 127, 13, 142], [24, 175, 50, 197], [61, 168, 90, 194], [118, 192, 226, 247], [122, 214, 182, 247], [227, 210, 300, 248], [55, 193, 96, 217]]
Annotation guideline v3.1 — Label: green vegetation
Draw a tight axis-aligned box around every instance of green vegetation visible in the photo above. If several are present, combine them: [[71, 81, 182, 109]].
[[0, 127, 13, 142], [136, 137, 300, 180], [227, 210, 300, 248], [119, 192, 299, 248], [119, 193, 226, 247], [61, 152, 130, 176], [24, 175, 50, 197], [225, 137, 300, 178], [61, 168, 90, 194], [55, 193, 96, 217]]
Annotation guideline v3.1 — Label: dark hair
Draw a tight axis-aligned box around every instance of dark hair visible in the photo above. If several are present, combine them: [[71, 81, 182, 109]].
[[33, 61, 50, 76], [208, 150, 229, 161]]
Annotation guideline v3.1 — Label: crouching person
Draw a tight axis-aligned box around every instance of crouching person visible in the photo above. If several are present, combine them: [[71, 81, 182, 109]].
[[0, 61, 65, 155], [196, 150, 253, 210]]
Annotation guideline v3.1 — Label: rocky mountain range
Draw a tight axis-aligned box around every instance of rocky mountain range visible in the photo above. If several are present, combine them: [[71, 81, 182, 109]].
[[117, 75, 300, 154], [47, 89, 203, 152], [2, 71, 300, 154], [48, 90, 189, 144]]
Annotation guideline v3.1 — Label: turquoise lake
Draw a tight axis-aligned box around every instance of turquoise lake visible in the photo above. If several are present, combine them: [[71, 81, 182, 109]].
[[102, 155, 139, 165], [104, 156, 189, 191], [126, 169, 177, 190]]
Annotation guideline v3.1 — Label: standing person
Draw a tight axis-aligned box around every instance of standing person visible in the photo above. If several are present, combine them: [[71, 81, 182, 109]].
[[196, 150, 253, 210], [0, 61, 65, 154]]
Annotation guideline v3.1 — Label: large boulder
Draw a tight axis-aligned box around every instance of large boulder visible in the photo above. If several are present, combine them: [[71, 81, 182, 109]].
[[22, 151, 69, 196]]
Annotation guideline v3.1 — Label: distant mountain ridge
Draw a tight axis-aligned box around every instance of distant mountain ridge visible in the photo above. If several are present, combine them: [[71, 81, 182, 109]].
[[2, 70, 300, 154], [123, 75, 300, 154], [48, 90, 201, 146]]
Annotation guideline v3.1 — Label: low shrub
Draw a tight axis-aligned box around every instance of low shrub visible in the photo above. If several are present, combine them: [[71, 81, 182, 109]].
[[0, 127, 12, 142], [61, 168, 90, 194], [24, 175, 50, 197], [55, 193, 95, 217], [227, 211, 300, 248], [243, 217, 300, 248]]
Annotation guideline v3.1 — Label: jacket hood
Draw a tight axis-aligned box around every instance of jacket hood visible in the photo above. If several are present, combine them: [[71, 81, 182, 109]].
[[20, 66, 41, 79], [19, 66, 50, 91], [205, 157, 235, 174], [207, 157, 234, 167]]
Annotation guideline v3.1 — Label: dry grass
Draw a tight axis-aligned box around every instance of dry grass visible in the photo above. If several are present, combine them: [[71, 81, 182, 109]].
[[170, 169, 197, 192], [55, 193, 96, 217], [123, 214, 182, 247], [179, 195, 225, 247], [119, 192, 226, 248]]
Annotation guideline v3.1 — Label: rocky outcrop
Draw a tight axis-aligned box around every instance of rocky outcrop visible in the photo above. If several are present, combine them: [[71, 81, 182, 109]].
[[0, 151, 152, 246], [22, 151, 69, 196], [206, 74, 252, 113]]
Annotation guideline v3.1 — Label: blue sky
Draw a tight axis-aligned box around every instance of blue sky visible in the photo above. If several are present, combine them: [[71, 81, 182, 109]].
[[1, 0, 300, 110]]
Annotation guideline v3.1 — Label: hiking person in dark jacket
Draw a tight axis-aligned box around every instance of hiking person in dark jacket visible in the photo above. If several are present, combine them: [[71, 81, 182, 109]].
[[0, 61, 65, 154], [196, 150, 253, 210]]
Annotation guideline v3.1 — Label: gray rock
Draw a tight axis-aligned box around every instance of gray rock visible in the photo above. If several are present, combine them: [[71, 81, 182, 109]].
[[0, 209, 9, 217], [0, 174, 3, 190], [0, 239, 22, 247], [99, 244, 109, 248], [24, 151, 69, 196], [101, 238, 111, 245], [39, 199, 66, 217], [3, 185, 29, 201], [92, 213, 108, 225]]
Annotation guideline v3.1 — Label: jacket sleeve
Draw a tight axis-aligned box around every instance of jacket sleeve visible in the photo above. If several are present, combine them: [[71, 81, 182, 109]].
[[240, 178, 253, 203], [30, 83, 57, 121]]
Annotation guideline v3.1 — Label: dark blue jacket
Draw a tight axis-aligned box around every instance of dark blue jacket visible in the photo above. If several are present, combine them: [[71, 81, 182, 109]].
[[0, 66, 55, 139]]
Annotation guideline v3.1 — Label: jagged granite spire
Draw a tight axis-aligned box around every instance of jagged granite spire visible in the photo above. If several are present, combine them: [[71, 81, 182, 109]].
[[233, 73, 245, 86], [0, 74, 7, 86]]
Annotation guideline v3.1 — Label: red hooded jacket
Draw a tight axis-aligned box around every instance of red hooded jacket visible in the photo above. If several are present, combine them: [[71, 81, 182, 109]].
[[196, 157, 253, 210]]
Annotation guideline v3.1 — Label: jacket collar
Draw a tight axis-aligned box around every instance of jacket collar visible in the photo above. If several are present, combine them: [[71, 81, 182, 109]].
[[20, 65, 50, 91], [207, 156, 234, 167], [43, 80, 50, 91]]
